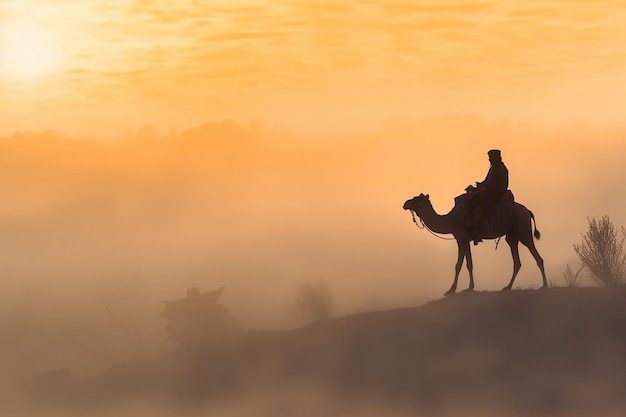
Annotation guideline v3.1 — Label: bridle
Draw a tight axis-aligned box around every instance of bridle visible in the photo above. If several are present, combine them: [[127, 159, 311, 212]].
[[407, 202, 456, 241], [410, 209, 425, 229]]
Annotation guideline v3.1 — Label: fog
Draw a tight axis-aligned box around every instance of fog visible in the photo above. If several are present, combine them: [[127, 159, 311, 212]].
[[1, 117, 626, 414]]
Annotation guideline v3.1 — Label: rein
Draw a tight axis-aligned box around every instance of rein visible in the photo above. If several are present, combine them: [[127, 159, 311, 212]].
[[409, 209, 456, 241], [410, 210, 424, 229], [410, 208, 502, 249]]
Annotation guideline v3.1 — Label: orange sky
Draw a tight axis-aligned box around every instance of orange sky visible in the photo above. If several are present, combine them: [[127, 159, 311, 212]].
[[2, 1, 626, 136]]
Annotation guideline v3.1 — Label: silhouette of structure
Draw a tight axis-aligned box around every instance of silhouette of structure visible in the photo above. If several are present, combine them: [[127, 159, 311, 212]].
[[161, 286, 240, 349], [403, 193, 547, 295]]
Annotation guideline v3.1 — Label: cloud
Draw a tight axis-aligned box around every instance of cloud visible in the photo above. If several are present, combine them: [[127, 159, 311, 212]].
[[1, 1, 626, 138]]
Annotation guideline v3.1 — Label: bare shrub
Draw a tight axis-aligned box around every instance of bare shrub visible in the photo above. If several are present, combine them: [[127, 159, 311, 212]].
[[563, 264, 584, 288], [294, 280, 334, 324], [574, 215, 626, 286], [548, 278, 560, 288]]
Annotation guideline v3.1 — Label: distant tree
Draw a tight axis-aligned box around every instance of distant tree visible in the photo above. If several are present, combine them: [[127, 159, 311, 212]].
[[574, 216, 626, 286], [294, 279, 334, 324], [562, 263, 584, 288]]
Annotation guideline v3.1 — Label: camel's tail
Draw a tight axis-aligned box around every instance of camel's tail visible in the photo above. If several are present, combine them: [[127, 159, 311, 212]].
[[530, 210, 541, 240]]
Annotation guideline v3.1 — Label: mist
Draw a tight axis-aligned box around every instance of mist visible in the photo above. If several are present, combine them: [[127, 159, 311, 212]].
[[1, 116, 626, 414]]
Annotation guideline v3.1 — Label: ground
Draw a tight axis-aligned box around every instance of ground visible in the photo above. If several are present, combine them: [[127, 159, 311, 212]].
[[22, 286, 626, 416]]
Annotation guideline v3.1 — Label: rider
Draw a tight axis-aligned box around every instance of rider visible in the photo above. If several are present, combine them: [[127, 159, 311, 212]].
[[465, 149, 509, 244]]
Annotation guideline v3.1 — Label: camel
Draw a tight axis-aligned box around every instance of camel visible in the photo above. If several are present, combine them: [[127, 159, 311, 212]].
[[403, 193, 547, 295]]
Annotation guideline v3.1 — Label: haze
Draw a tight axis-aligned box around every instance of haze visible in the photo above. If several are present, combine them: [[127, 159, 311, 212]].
[[2, 0, 626, 415]]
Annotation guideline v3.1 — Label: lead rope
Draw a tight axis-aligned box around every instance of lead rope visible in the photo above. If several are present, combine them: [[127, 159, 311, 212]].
[[410, 210, 456, 241], [411, 210, 425, 229], [410, 209, 500, 244]]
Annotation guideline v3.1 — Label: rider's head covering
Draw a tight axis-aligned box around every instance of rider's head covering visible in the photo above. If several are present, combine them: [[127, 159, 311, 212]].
[[488, 149, 501, 158]]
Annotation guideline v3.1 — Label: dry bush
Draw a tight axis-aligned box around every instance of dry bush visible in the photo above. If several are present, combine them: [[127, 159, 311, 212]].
[[294, 279, 334, 324], [574, 215, 626, 286], [563, 264, 584, 288]]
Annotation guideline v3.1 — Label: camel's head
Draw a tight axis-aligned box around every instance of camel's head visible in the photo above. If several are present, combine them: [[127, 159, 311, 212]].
[[403, 193, 430, 212]]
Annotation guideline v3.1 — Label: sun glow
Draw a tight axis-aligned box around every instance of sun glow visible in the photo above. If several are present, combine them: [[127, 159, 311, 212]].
[[1, 26, 61, 80]]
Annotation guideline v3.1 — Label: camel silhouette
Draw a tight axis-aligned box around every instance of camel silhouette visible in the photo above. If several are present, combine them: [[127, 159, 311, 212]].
[[403, 193, 547, 295]]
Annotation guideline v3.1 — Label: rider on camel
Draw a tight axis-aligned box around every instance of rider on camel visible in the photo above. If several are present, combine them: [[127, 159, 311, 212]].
[[465, 149, 509, 244]]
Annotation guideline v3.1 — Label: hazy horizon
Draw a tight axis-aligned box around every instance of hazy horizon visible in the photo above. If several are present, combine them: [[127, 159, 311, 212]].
[[2, 116, 626, 385]]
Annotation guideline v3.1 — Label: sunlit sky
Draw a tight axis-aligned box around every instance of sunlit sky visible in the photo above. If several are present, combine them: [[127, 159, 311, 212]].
[[1, 0, 626, 137]]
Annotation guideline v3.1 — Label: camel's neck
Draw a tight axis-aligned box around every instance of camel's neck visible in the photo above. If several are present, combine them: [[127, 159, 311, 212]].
[[416, 202, 454, 234]]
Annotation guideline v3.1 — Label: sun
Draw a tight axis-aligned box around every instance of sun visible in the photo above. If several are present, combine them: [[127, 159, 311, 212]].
[[1, 26, 60, 80]]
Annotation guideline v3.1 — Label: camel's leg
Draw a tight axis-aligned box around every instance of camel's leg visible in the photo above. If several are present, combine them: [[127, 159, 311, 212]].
[[525, 240, 547, 289], [503, 235, 521, 291], [518, 227, 547, 289], [445, 240, 465, 296], [464, 242, 475, 292]]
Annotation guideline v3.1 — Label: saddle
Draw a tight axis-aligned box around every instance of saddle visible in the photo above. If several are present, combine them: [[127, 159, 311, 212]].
[[454, 189, 515, 235]]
